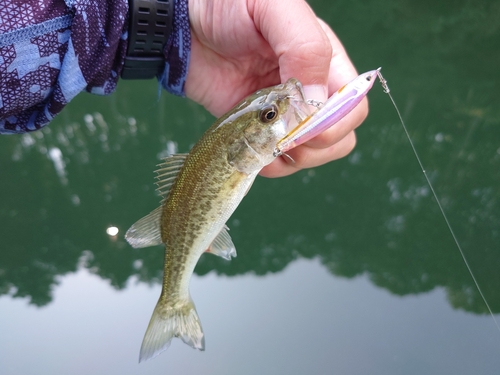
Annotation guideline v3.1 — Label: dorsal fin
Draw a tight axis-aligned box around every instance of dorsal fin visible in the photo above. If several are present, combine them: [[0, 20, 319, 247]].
[[206, 225, 236, 260], [155, 154, 188, 200], [125, 206, 163, 248]]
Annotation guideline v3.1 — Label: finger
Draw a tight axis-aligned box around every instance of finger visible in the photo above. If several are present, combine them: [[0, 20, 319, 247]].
[[260, 130, 357, 178], [317, 19, 358, 94], [298, 20, 369, 150], [251, 0, 332, 88]]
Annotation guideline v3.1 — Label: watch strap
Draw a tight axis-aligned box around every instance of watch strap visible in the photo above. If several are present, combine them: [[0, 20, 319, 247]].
[[122, 0, 174, 80]]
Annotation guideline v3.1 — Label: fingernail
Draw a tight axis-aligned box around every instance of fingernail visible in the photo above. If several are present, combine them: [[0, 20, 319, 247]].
[[303, 85, 328, 103]]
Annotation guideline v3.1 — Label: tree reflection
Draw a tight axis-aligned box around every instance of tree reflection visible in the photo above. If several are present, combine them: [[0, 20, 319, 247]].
[[1, 0, 499, 315]]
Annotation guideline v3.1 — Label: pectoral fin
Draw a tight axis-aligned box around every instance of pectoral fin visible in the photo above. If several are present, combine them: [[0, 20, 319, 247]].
[[206, 225, 236, 260], [125, 206, 163, 248]]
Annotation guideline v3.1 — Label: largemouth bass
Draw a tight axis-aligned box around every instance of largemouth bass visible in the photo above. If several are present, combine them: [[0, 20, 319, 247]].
[[125, 79, 312, 361]]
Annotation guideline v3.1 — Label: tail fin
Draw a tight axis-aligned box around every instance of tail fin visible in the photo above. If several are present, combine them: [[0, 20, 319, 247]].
[[139, 296, 205, 362]]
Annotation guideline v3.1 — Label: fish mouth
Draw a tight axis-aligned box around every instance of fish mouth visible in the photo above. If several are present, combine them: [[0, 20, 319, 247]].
[[280, 78, 315, 135], [267, 79, 316, 158]]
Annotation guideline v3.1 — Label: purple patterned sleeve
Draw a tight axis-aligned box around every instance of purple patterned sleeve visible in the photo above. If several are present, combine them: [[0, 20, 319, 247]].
[[0, 0, 191, 134], [0, 0, 129, 134], [159, 0, 191, 96]]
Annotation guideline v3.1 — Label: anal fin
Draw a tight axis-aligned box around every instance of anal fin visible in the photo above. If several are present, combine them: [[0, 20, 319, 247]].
[[206, 225, 236, 260]]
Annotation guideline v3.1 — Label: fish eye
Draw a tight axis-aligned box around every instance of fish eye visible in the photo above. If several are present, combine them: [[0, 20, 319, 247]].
[[259, 105, 279, 123], [366, 75, 372, 81]]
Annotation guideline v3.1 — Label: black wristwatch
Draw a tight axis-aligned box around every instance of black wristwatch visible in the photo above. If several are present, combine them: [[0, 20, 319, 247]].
[[121, 0, 174, 79]]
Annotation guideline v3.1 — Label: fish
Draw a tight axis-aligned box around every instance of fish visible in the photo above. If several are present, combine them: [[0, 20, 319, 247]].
[[125, 78, 313, 362]]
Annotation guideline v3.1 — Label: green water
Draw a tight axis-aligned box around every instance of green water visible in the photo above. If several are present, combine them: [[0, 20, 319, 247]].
[[1, 1, 499, 374]]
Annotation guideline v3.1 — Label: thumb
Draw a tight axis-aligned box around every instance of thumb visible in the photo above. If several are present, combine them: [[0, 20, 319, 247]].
[[251, 0, 331, 101]]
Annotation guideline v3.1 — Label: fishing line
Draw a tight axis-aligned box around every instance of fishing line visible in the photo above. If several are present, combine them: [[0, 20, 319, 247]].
[[376, 70, 500, 333]]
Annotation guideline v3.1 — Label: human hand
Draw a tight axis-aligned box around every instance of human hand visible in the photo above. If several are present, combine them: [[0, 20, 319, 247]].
[[186, 0, 368, 177]]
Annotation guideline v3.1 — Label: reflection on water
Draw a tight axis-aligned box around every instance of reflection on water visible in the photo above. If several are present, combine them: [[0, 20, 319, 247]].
[[1, 79, 499, 316], [0, 0, 499, 319], [1, 259, 499, 375]]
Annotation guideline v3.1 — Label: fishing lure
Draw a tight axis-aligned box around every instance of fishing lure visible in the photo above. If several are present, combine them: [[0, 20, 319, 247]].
[[274, 68, 380, 157]]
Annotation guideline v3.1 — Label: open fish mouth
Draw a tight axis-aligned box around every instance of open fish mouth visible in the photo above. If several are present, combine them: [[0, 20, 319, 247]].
[[274, 69, 380, 157], [275, 78, 315, 135]]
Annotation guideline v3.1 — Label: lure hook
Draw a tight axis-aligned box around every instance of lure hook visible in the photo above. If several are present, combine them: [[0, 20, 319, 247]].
[[306, 99, 324, 108]]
